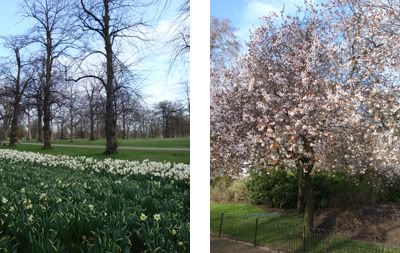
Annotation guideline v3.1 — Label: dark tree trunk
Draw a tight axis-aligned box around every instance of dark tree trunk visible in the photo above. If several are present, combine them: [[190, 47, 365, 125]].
[[37, 101, 43, 142], [42, 84, 52, 149], [296, 161, 305, 214], [304, 170, 314, 230], [60, 122, 65, 140], [9, 49, 22, 146], [42, 33, 52, 149], [299, 134, 315, 230], [96, 119, 101, 139], [103, 1, 117, 155], [89, 109, 95, 141], [9, 98, 21, 146], [70, 114, 73, 142], [27, 110, 32, 141], [122, 113, 126, 139], [105, 88, 117, 154]]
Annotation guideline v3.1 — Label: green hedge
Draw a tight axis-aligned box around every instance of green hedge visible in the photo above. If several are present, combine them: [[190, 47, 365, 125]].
[[243, 167, 400, 209]]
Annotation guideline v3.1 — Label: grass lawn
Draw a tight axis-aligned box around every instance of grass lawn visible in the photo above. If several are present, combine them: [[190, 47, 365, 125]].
[[22, 137, 190, 148], [210, 203, 400, 253], [1, 144, 189, 164]]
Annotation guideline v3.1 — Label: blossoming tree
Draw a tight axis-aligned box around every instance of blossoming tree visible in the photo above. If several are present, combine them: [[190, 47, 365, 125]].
[[211, 0, 400, 229]]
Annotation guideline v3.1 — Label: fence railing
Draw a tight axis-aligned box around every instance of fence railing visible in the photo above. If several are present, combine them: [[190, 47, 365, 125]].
[[214, 212, 400, 253]]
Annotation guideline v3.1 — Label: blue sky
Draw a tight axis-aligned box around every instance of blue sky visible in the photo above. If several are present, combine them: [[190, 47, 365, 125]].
[[211, 0, 308, 45], [0, 1, 187, 106]]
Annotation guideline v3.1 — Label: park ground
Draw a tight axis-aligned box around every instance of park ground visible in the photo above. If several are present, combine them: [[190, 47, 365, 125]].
[[211, 202, 400, 253], [0, 137, 190, 164]]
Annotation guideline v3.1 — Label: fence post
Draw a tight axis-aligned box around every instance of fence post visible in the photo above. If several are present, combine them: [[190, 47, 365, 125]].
[[303, 226, 306, 253], [218, 213, 224, 238], [254, 217, 259, 246]]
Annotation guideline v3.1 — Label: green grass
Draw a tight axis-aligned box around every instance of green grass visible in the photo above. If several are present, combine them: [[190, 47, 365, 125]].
[[0, 159, 189, 252], [210, 203, 400, 253], [1, 144, 189, 164], [22, 137, 190, 148]]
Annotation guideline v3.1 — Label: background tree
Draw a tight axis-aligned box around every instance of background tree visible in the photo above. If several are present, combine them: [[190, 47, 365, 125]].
[[23, 0, 76, 149], [83, 80, 103, 141], [72, 0, 164, 154], [1, 35, 32, 146]]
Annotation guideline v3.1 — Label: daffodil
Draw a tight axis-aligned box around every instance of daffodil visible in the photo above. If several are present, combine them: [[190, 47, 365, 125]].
[[27, 214, 34, 223], [153, 214, 161, 222], [140, 213, 147, 221]]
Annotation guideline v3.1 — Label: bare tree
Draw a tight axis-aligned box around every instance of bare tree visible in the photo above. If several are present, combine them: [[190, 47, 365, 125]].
[[0, 88, 13, 142], [26, 56, 46, 142], [23, 0, 76, 149], [1, 35, 32, 146], [74, 0, 157, 154], [210, 16, 240, 69], [83, 80, 103, 141], [155, 101, 188, 138], [169, 0, 189, 67]]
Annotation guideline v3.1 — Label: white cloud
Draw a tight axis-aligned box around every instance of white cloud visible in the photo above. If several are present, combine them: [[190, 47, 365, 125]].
[[237, 0, 306, 43], [73, 14, 188, 107], [244, 0, 280, 23]]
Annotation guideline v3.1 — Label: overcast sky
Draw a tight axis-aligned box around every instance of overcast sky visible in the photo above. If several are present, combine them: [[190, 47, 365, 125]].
[[0, 1, 188, 107]]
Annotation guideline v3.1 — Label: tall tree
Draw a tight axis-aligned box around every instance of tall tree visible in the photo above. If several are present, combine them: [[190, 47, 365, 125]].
[[23, 0, 75, 149], [83, 80, 103, 141], [75, 0, 155, 154], [1, 35, 32, 146]]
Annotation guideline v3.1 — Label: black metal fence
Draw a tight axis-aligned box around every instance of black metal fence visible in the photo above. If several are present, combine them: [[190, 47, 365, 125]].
[[214, 212, 400, 253]]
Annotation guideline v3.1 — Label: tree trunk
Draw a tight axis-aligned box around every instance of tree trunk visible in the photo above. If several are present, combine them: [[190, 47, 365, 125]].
[[96, 119, 101, 139], [9, 48, 22, 146], [89, 109, 95, 141], [103, 1, 117, 155], [9, 97, 21, 146], [70, 114, 73, 142], [304, 170, 314, 230], [43, 100, 51, 149], [297, 162, 305, 214], [122, 114, 126, 139], [37, 98, 43, 142], [27, 111, 31, 141], [60, 122, 65, 140], [42, 36, 52, 149], [105, 88, 117, 154]]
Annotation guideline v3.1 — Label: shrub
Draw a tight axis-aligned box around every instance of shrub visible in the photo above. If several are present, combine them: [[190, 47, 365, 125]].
[[244, 167, 400, 209], [226, 178, 247, 202], [245, 168, 297, 208], [211, 176, 247, 202]]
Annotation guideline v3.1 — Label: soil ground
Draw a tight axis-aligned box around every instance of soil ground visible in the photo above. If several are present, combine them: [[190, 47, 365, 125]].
[[314, 204, 400, 246]]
